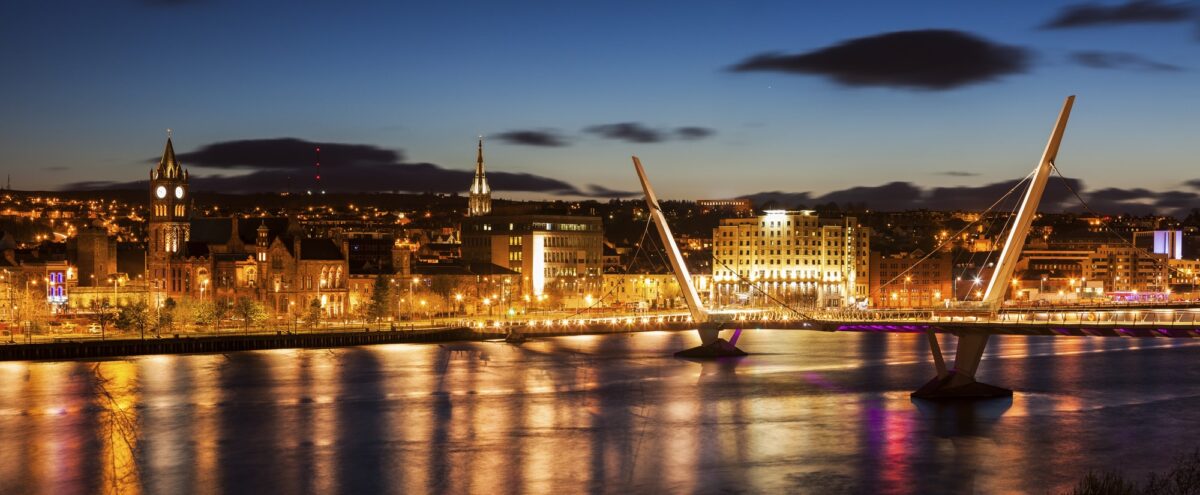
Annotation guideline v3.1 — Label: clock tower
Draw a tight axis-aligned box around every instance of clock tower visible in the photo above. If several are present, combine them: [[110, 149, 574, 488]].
[[148, 134, 190, 260]]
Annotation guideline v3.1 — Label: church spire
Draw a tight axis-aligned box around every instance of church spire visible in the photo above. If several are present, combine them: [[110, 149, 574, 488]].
[[468, 137, 491, 216], [155, 132, 182, 179], [476, 138, 485, 173]]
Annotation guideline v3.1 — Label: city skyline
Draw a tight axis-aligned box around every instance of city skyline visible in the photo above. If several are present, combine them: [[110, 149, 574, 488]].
[[4, 1, 1200, 212]]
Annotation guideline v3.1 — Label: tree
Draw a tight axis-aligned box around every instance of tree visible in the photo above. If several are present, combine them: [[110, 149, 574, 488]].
[[192, 300, 229, 333], [192, 301, 216, 330], [91, 300, 118, 339], [233, 297, 267, 333], [367, 275, 391, 322], [212, 298, 230, 332], [115, 301, 152, 339], [157, 297, 177, 334], [304, 298, 322, 330]]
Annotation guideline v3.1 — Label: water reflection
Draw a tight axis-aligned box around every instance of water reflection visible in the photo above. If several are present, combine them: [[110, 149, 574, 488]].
[[1, 331, 1200, 494]]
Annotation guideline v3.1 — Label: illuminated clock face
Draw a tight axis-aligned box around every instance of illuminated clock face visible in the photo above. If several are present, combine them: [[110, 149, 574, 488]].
[[175, 186, 184, 199], [155, 186, 167, 199]]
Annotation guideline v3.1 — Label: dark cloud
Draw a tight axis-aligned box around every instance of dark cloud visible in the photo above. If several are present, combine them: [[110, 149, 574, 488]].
[[744, 177, 1077, 212], [66, 163, 577, 195], [78, 137, 639, 198], [675, 127, 716, 140], [494, 130, 569, 147], [166, 138, 402, 170], [1042, 0, 1193, 28], [1153, 190, 1200, 208], [937, 171, 980, 177], [42, 166, 69, 172], [741, 178, 1195, 216], [585, 184, 640, 198], [1070, 51, 1182, 71], [728, 29, 1030, 90], [1086, 187, 1156, 201], [1082, 187, 1194, 215], [1185, 179, 1200, 189], [584, 122, 665, 143], [582, 123, 716, 143]]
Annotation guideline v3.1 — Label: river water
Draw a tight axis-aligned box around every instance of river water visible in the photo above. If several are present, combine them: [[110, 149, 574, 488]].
[[2, 330, 1199, 494]]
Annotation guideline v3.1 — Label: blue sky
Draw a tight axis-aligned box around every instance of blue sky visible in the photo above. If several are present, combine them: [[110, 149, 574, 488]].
[[2, 0, 1198, 205]]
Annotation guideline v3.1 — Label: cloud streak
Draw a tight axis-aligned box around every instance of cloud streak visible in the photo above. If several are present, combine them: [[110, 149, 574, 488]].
[[584, 122, 666, 143], [729, 29, 1030, 90], [585, 184, 640, 198], [676, 127, 715, 140], [494, 130, 569, 147], [1070, 51, 1182, 71], [583, 122, 716, 143], [1042, 0, 1193, 28]]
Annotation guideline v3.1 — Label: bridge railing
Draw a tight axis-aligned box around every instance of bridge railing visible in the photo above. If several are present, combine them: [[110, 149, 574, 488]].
[[726, 306, 1200, 327]]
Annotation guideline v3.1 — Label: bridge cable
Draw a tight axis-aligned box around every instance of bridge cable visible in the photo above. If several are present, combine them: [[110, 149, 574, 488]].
[[1051, 164, 1191, 284], [560, 215, 656, 321], [712, 257, 818, 321], [869, 168, 1036, 301]]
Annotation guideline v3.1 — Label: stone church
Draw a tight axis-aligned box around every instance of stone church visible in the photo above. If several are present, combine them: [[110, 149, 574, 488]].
[[146, 136, 349, 318]]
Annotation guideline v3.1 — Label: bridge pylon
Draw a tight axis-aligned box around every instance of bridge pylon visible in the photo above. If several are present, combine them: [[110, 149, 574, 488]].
[[633, 157, 746, 358], [914, 95, 1075, 399]]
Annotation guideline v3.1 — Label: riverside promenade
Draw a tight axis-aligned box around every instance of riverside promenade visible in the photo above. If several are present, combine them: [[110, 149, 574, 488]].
[[0, 316, 698, 361]]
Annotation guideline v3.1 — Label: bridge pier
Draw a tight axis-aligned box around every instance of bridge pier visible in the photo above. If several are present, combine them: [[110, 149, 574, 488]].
[[674, 323, 747, 358], [912, 332, 1011, 399]]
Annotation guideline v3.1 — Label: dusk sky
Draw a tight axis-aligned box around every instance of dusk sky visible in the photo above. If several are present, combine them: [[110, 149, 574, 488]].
[[3, 0, 1199, 211]]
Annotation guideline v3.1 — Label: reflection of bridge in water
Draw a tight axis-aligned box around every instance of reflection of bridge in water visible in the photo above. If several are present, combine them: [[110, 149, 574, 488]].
[[633, 95, 1200, 399]]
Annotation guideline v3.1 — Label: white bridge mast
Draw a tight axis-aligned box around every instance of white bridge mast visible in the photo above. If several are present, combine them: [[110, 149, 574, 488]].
[[633, 156, 708, 323], [980, 95, 1075, 311]]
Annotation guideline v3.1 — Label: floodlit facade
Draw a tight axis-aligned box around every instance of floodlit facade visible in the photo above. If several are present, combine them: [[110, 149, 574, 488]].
[[711, 210, 869, 307], [869, 250, 953, 308], [460, 215, 603, 295]]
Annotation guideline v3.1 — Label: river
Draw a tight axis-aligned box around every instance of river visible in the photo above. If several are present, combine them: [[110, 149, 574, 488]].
[[2, 330, 1199, 494]]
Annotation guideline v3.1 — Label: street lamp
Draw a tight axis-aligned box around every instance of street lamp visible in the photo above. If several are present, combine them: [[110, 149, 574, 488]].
[[409, 276, 419, 323]]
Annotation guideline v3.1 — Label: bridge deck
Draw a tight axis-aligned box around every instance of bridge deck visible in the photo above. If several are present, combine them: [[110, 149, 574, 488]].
[[514, 307, 1200, 339]]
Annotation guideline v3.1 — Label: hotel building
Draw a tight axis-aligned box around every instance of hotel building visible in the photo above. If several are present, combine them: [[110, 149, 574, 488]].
[[711, 210, 869, 307]]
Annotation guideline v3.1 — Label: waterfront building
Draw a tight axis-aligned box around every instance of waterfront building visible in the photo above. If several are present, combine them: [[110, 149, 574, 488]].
[[1168, 258, 1200, 295], [145, 136, 350, 318], [1134, 230, 1184, 260], [869, 250, 952, 308], [599, 272, 713, 310], [1085, 245, 1169, 295], [460, 214, 603, 295], [711, 210, 870, 307], [68, 222, 116, 287], [697, 199, 753, 216]]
